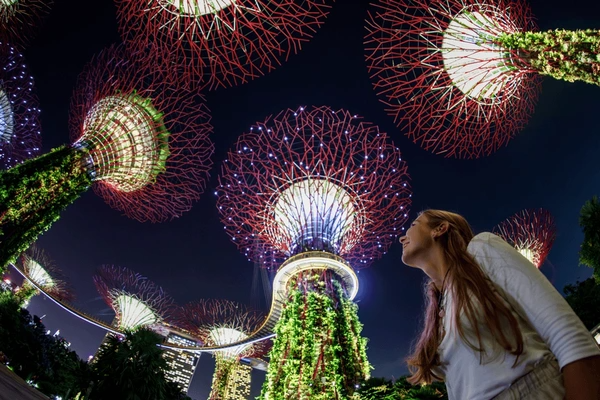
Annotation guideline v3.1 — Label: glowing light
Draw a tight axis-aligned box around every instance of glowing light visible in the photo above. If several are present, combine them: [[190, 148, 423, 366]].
[[115, 294, 159, 330], [209, 327, 251, 359], [274, 252, 359, 301], [24, 259, 55, 288], [0, 0, 18, 6], [443, 11, 517, 100], [517, 247, 535, 265], [0, 89, 14, 144], [162, 0, 234, 16], [270, 179, 362, 254], [82, 94, 169, 193]]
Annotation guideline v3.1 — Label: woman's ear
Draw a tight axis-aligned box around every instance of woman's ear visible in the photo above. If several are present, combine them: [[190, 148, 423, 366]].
[[433, 221, 449, 238]]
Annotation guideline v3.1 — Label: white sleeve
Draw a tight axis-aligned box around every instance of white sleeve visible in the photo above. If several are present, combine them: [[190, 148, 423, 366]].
[[468, 232, 600, 369]]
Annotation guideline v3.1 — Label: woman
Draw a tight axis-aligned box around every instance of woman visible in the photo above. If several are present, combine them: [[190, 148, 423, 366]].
[[400, 210, 600, 400]]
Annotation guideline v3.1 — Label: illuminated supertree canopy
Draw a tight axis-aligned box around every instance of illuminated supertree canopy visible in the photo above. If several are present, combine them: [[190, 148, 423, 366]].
[[366, 0, 600, 158], [217, 106, 411, 398], [115, 0, 333, 90], [0, 0, 52, 48], [493, 208, 557, 268], [0, 41, 41, 169], [0, 45, 214, 270], [176, 299, 266, 400], [16, 244, 74, 303], [94, 265, 175, 331]]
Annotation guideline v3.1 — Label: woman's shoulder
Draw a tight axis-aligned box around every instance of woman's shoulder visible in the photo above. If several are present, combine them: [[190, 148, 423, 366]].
[[467, 232, 535, 275], [467, 232, 510, 254]]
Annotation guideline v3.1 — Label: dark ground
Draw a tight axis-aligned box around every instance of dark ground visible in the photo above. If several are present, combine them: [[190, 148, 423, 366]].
[[0, 364, 49, 400]]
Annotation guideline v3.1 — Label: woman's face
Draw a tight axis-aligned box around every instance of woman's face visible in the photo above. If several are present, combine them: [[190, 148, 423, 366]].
[[399, 214, 435, 267]]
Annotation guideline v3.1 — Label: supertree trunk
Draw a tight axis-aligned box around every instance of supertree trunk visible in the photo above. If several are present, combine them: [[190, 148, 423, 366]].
[[209, 356, 242, 400], [497, 29, 600, 86], [0, 145, 91, 269], [260, 270, 370, 400]]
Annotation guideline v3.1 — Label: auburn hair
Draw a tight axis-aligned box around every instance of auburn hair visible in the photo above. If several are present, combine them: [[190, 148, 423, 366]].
[[406, 210, 524, 384]]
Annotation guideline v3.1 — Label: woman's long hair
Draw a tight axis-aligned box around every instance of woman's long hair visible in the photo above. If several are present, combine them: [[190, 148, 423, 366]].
[[406, 210, 524, 384]]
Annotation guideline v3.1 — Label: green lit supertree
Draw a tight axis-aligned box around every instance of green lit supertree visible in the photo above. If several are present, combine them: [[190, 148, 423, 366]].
[[365, 0, 600, 158], [217, 106, 412, 399], [14, 244, 74, 306], [176, 299, 267, 399], [94, 265, 175, 331], [0, 45, 214, 271]]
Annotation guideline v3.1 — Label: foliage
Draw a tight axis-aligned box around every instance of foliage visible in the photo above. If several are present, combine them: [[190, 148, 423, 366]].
[[209, 356, 239, 399], [564, 277, 600, 330], [89, 328, 188, 400], [355, 377, 448, 400], [497, 29, 600, 86], [260, 271, 371, 400], [13, 282, 38, 306], [578, 196, 600, 281], [0, 145, 92, 271], [0, 289, 92, 398]]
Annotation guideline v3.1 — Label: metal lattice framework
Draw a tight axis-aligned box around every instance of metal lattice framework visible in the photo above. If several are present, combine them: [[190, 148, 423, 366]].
[[217, 106, 412, 269], [70, 45, 214, 222], [493, 208, 556, 268], [18, 244, 74, 302], [176, 299, 266, 359], [115, 0, 333, 90], [0, 0, 52, 48], [94, 265, 175, 331], [0, 41, 41, 169], [365, 0, 541, 158]]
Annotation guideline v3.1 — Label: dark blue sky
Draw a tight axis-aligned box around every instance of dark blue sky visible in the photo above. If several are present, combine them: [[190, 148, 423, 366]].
[[13, 0, 600, 398]]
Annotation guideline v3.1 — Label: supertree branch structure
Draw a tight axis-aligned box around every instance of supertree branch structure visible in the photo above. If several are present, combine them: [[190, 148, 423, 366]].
[[365, 0, 546, 158], [94, 265, 175, 331], [0, 41, 41, 169], [176, 299, 266, 400], [493, 208, 557, 268], [217, 106, 411, 398], [0, 0, 52, 48], [15, 244, 74, 303], [115, 0, 333, 90], [0, 45, 214, 270]]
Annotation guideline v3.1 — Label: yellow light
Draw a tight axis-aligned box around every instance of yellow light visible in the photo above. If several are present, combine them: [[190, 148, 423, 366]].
[[25, 259, 55, 288], [115, 294, 159, 330], [162, 0, 234, 16], [517, 247, 536, 266], [209, 327, 250, 359], [270, 178, 362, 253], [443, 11, 516, 100], [82, 95, 161, 192]]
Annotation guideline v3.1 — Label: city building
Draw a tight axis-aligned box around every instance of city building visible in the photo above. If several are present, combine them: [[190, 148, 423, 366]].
[[161, 330, 201, 393], [224, 360, 253, 400]]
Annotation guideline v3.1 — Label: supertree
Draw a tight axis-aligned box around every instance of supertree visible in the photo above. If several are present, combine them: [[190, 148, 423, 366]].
[[94, 265, 175, 331], [114, 0, 333, 90], [493, 208, 556, 268], [0, 41, 42, 169], [14, 244, 73, 305], [217, 106, 412, 399], [365, 0, 600, 158], [176, 299, 266, 400], [0, 45, 214, 270], [0, 0, 52, 48]]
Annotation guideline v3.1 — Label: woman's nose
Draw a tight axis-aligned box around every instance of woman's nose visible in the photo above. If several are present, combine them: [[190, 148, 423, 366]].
[[399, 235, 407, 244]]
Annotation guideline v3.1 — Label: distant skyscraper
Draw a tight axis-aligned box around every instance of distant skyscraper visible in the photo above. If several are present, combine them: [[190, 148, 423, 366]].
[[224, 361, 252, 400], [162, 330, 201, 393]]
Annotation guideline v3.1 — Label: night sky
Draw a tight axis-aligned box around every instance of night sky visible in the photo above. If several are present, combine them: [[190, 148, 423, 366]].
[[10, 0, 600, 398]]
